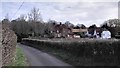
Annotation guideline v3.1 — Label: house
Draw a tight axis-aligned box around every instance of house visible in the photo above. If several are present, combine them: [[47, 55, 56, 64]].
[[72, 28, 88, 38], [86, 27, 102, 38], [86, 24, 102, 38], [49, 23, 113, 39], [51, 22, 73, 38]]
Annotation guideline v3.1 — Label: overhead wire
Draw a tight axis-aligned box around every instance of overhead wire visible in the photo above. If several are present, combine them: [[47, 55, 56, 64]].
[[11, 2, 24, 20]]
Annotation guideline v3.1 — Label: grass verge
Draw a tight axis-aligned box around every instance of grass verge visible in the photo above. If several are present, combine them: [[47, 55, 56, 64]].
[[11, 47, 28, 66]]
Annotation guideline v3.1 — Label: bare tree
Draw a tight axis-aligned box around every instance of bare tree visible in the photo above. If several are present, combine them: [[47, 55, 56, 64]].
[[76, 24, 86, 29], [65, 21, 74, 28], [28, 7, 42, 22], [28, 7, 43, 36]]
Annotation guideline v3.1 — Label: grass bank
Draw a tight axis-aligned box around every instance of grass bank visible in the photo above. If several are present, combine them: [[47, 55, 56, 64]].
[[11, 47, 29, 66]]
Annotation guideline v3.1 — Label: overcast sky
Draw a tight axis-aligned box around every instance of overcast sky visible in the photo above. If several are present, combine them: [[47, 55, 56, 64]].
[[1, 1, 119, 27]]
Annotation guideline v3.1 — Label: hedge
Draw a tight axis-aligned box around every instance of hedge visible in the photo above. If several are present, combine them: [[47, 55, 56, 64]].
[[21, 38, 120, 65]]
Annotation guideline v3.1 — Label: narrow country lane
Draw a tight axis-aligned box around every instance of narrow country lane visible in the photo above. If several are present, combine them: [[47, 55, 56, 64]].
[[18, 43, 71, 66]]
